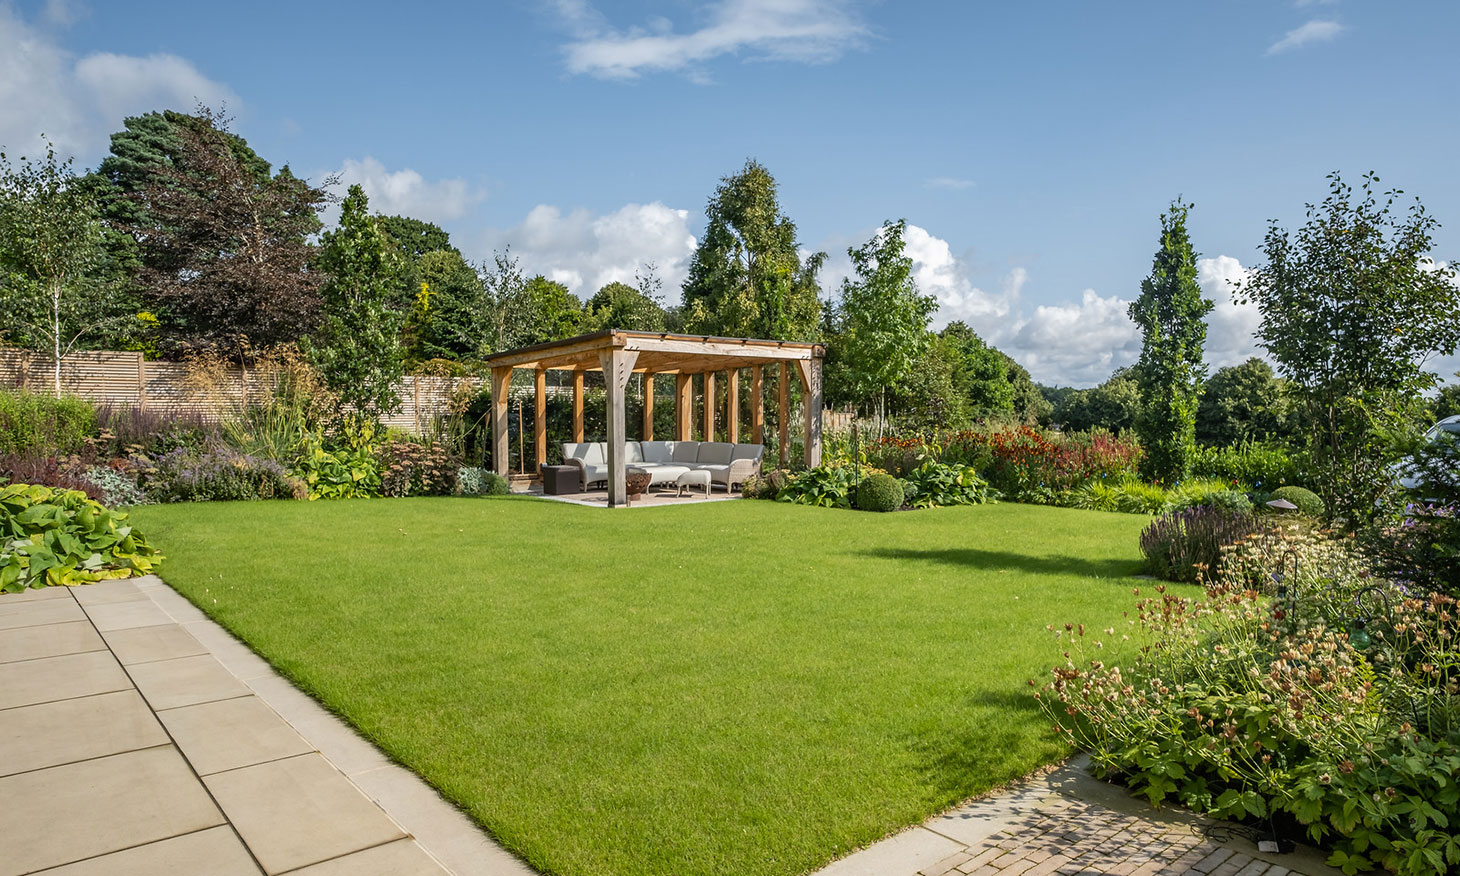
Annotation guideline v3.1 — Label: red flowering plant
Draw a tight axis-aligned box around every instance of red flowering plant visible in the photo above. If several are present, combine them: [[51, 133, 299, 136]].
[[1037, 528, 1460, 875]]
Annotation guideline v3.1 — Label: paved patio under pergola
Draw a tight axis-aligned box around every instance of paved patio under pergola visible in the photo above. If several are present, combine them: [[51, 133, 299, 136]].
[[484, 330, 826, 507]]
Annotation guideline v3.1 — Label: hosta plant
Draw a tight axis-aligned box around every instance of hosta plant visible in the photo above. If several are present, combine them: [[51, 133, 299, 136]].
[[0, 483, 163, 591]]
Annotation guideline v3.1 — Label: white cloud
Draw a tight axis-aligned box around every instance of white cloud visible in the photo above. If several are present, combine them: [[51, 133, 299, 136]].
[[555, 0, 868, 80], [1198, 255, 1265, 369], [1267, 19, 1344, 55], [925, 177, 975, 191], [0, 5, 237, 160], [1002, 290, 1143, 387], [330, 157, 486, 226], [476, 202, 698, 298]]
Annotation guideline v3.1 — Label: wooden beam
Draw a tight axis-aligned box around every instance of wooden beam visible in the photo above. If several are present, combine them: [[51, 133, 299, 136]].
[[675, 373, 692, 440], [491, 367, 512, 477], [621, 335, 819, 361], [534, 368, 547, 472], [702, 371, 716, 441], [797, 358, 823, 469], [751, 365, 764, 445], [778, 362, 790, 467], [726, 369, 739, 444], [642, 373, 655, 440], [598, 349, 639, 508], [571, 370, 584, 442], [484, 331, 620, 371]]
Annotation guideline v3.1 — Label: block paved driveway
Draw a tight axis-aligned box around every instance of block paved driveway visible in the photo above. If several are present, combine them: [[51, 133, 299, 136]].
[[0, 576, 533, 876]]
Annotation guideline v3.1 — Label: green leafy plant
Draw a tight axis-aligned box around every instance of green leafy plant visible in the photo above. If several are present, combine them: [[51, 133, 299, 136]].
[[1268, 485, 1325, 517], [855, 472, 904, 512], [293, 420, 383, 500], [147, 446, 299, 503], [0, 389, 96, 457], [456, 467, 510, 496], [1190, 441, 1303, 492], [379, 437, 458, 497], [82, 465, 151, 507], [776, 464, 861, 509], [898, 460, 995, 508], [0, 483, 162, 591]]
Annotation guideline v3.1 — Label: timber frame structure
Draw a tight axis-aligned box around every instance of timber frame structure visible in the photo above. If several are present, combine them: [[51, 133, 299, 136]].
[[484, 330, 826, 507]]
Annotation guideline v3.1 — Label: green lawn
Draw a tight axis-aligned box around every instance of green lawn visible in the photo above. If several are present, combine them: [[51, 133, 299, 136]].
[[130, 498, 1157, 876]]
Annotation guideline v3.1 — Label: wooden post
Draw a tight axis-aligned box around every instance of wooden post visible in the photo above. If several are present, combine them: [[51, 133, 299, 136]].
[[136, 354, 148, 411], [534, 368, 547, 472], [797, 358, 823, 469], [778, 362, 790, 467], [751, 365, 763, 445], [726, 369, 739, 444], [642, 373, 655, 440], [598, 349, 639, 507], [675, 373, 693, 440], [572, 370, 584, 442], [491, 367, 512, 477], [703, 371, 716, 441]]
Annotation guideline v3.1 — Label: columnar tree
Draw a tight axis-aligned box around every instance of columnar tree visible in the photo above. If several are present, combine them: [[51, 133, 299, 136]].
[[832, 220, 937, 422], [681, 159, 824, 340], [310, 185, 408, 419], [1128, 200, 1212, 483], [1238, 172, 1460, 519], [0, 143, 127, 394]]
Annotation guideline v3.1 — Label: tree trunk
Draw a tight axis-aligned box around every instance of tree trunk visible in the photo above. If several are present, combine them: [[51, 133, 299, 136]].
[[51, 281, 62, 398]]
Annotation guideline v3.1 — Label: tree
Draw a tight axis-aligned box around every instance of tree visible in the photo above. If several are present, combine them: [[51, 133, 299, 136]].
[[378, 216, 457, 261], [888, 341, 966, 431], [1054, 372, 1142, 433], [124, 107, 329, 358], [681, 159, 824, 340], [584, 277, 667, 333], [310, 185, 408, 419], [405, 249, 486, 363], [830, 220, 938, 421], [1432, 382, 1460, 422], [1195, 357, 1296, 446], [1003, 354, 1055, 425], [0, 143, 128, 394], [1128, 200, 1213, 482], [521, 276, 583, 344], [939, 322, 1016, 418], [1238, 172, 1460, 520]]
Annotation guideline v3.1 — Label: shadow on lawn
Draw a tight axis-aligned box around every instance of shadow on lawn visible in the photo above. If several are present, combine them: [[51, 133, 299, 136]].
[[859, 547, 1141, 581], [906, 688, 1059, 801]]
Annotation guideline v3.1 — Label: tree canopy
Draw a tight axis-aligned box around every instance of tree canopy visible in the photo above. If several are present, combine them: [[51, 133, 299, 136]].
[[1195, 357, 1296, 446], [681, 159, 824, 340], [584, 279, 667, 333]]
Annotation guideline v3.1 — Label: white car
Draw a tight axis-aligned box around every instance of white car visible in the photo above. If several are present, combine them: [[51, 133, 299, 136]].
[[1391, 415, 1460, 491]]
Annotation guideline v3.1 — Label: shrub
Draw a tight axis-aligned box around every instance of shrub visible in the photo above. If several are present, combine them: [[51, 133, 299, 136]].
[[0, 483, 163, 591], [0, 389, 96, 457], [456, 467, 509, 496], [899, 461, 995, 508], [82, 466, 151, 507], [379, 438, 458, 497], [1040, 538, 1460, 876], [1190, 441, 1303, 490], [1181, 488, 1253, 515], [863, 436, 926, 478], [95, 402, 216, 457], [148, 446, 298, 503], [292, 418, 382, 500], [776, 465, 860, 508], [1138, 506, 1265, 583], [0, 454, 102, 500], [1167, 478, 1255, 515], [742, 469, 789, 500], [1267, 485, 1325, 517], [855, 472, 904, 512]]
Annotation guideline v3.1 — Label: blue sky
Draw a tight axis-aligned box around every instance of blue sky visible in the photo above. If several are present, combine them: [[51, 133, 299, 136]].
[[3, 0, 1458, 386]]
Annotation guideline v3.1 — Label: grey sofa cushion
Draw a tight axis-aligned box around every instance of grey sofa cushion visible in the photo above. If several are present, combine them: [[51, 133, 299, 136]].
[[696, 442, 734, 465], [641, 441, 673, 463], [626, 442, 644, 463], [671, 441, 700, 463], [731, 444, 764, 461]]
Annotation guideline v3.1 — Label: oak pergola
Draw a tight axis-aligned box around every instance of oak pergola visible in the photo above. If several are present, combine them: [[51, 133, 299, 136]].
[[484, 330, 825, 507]]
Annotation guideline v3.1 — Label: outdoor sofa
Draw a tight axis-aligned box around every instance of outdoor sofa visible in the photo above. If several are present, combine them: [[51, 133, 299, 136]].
[[561, 441, 764, 493]]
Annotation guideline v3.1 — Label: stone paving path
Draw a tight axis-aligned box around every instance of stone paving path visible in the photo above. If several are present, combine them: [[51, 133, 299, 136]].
[[0, 575, 534, 876], [815, 759, 1343, 876]]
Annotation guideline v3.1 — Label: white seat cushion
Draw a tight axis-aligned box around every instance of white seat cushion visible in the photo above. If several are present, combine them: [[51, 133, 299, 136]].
[[676, 469, 711, 485]]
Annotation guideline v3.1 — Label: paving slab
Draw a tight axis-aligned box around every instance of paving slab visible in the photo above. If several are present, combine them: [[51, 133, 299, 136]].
[[103, 622, 209, 665], [31, 826, 263, 876], [0, 648, 131, 710], [0, 584, 74, 603], [72, 579, 147, 605], [281, 838, 450, 875], [204, 752, 407, 875], [160, 694, 314, 775], [0, 619, 105, 663], [245, 672, 392, 776], [0, 594, 86, 629], [0, 746, 226, 876], [128, 652, 253, 710], [816, 827, 966, 876], [83, 596, 174, 631], [0, 689, 168, 777], [184, 617, 278, 680]]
